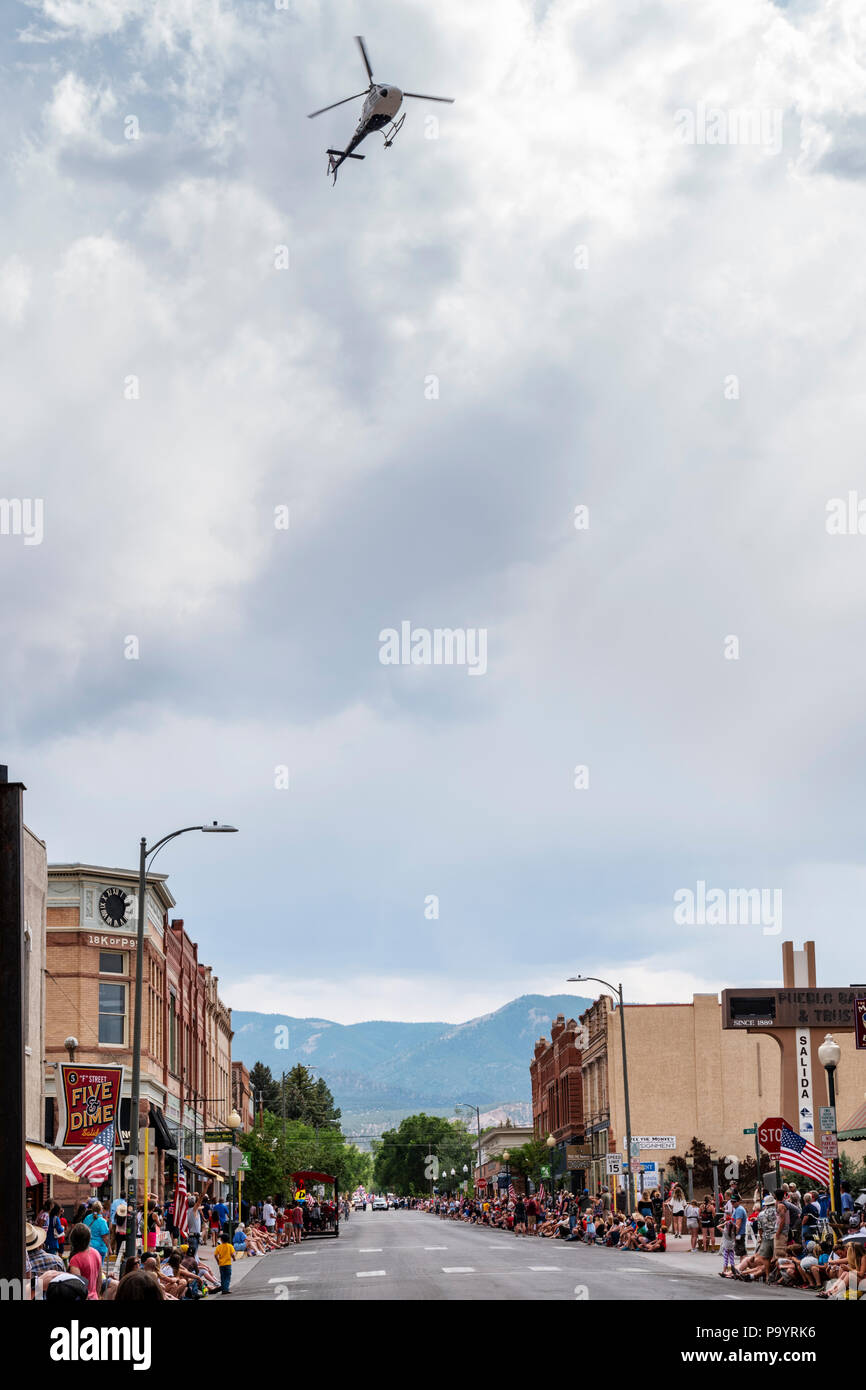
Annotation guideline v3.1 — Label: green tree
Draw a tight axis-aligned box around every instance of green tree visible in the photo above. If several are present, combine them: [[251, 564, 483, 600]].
[[279, 1064, 341, 1129], [493, 1137, 550, 1188], [236, 1109, 372, 1202], [372, 1114, 473, 1195], [249, 1061, 281, 1114]]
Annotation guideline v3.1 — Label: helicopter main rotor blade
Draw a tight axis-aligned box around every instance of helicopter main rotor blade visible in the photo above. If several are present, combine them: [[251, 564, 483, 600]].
[[356, 35, 374, 83], [402, 92, 455, 103], [307, 90, 369, 118]]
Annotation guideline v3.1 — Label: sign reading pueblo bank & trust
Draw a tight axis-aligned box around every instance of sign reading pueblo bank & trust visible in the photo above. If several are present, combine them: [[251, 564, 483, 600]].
[[57, 1064, 124, 1148], [722, 988, 860, 1031]]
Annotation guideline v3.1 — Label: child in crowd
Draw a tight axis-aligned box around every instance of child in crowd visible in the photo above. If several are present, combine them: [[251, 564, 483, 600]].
[[719, 1218, 737, 1278], [214, 1229, 236, 1294]]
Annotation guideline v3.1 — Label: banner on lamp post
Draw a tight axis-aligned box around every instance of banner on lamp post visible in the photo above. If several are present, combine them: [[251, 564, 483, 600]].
[[56, 1064, 125, 1148]]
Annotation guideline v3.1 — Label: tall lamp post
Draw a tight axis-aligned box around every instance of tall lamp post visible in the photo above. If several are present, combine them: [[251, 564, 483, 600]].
[[125, 821, 238, 1260], [457, 1101, 483, 1192], [502, 1149, 510, 1203], [568, 974, 634, 1214], [226, 1107, 242, 1237], [817, 1033, 842, 1217], [546, 1131, 557, 1200]]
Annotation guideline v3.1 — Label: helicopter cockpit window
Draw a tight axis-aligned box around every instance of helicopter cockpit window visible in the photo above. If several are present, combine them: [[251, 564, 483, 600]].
[[380, 88, 389, 97]]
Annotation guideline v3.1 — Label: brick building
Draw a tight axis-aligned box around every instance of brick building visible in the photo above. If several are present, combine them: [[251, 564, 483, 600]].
[[45, 863, 234, 1207], [529, 1014, 587, 1192], [232, 1061, 254, 1130]]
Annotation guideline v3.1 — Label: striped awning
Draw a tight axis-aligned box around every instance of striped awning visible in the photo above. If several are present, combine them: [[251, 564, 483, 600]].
[[26, 1144, 87, 1184], [839, 1098, 866, 1141]]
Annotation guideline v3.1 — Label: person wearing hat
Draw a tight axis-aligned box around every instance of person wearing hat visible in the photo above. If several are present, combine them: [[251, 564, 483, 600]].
[[111, 1201, 128, 1254], [25, 1221, 64, 1297]]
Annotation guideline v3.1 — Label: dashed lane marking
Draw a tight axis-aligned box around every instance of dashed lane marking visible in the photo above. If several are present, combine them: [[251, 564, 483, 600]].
[[268, 1276, 300, 1283], [356, 1270, 387, 1278], [528, 1266, 561, 1271], [442, 1267, 475, 1273]]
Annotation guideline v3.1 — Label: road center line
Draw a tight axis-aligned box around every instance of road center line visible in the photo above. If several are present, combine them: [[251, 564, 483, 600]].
[[356, 1270, 387, 1278], [442, 1267, 475, 1273], [268, 1276, 300, 1283]]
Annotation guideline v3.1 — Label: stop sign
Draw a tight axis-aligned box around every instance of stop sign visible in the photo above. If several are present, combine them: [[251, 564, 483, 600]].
[[758, 1117, 786, 1154]]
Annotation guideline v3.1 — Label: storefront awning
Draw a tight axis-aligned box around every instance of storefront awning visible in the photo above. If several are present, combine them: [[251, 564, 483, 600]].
[[26, 1144, 87, 1185], [149, 1105, 177, 1152], [839, 1098, 866, 1141]]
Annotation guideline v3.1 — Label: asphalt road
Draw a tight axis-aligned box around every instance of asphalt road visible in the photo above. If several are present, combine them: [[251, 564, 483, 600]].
[[231, 1210, 805, 1302]]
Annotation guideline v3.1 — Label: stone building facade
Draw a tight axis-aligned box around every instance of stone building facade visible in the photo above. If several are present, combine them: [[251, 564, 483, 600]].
[[578, 993, 775, 1194]]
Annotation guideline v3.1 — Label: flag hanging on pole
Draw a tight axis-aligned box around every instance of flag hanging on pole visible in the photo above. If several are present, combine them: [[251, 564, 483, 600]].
[[508, 1182, 516, 1203], [779, 1125, 830, 1186], [25, 1149, 43, 1188], [537, 1183, 546, 1202], [173, 1163, 188, 1237], [68, 1120, 116, 1185]]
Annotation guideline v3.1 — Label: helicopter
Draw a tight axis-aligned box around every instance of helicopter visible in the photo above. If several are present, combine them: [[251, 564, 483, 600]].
[[308, 36, 454, 184]]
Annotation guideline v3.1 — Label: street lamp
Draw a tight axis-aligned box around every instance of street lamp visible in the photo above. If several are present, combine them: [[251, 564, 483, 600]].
[[546, 1131, 556, 1198], [226, 1107, 242, 1237], [817, 1033, 842, 1217], [457, 1101, 483, 1191], [568, 974, 634, 1213], [685, 1152, 695, 1201], [125, 821, 238, 1260]]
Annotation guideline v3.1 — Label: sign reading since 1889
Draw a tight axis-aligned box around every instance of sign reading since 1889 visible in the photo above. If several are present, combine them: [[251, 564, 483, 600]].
[[722, 988, 861, 1030]]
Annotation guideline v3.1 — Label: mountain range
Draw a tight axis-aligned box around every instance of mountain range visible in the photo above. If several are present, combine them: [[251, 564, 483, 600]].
[[230, 993, 592, 1138]]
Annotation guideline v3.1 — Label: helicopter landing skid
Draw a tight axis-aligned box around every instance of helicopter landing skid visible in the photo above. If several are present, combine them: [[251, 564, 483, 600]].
[[382, 113, 406, 147]]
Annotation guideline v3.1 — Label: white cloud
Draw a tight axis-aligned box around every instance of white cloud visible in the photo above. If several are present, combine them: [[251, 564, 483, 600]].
[[6, 0, 866, 1023]]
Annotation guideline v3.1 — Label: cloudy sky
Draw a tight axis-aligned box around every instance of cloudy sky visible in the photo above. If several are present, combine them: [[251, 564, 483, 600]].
[[4, 0, 866, 1023]]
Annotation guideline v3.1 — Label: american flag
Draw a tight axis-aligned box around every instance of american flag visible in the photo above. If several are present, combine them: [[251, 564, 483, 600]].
[[25, 1150, 43, 1188], [508, 1182, 516, 1203], [173, 1165, 188, 1237], [779, 1124, 830, 1186], [68, 1120, 116, 1185], [538, 1183, 546, 1202]]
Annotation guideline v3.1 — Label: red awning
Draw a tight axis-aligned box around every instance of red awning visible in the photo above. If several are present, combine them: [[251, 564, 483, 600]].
[[292, 1170, 336, 1185]]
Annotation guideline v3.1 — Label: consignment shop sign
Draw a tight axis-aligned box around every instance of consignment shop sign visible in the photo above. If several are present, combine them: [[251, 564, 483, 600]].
[[57, 1064, 124, 1148]]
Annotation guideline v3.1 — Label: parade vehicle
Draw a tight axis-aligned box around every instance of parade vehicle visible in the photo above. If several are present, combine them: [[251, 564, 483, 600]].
[[308, 35, 454, 183], [291, 1170, 340, 1238], [372, 1196, 388, 1210]]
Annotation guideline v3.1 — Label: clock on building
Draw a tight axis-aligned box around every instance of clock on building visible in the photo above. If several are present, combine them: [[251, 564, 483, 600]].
[[99, 887, 131, 928]]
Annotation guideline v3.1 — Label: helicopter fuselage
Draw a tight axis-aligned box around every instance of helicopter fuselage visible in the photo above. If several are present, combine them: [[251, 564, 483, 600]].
[[353, 84, 403, 140]]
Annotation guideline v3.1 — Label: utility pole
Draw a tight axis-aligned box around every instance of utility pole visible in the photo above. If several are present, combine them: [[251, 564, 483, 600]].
[[0, 769, 26, 1288]]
